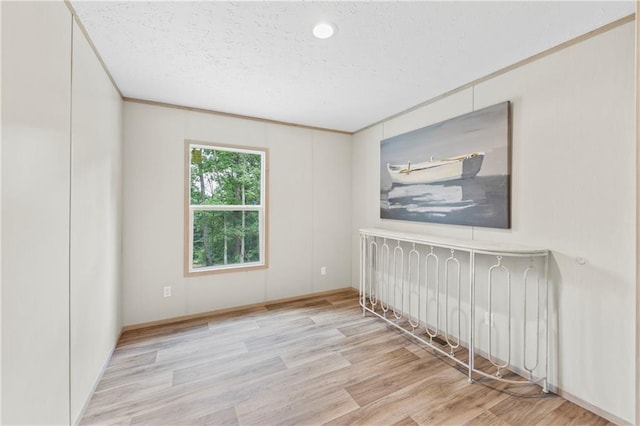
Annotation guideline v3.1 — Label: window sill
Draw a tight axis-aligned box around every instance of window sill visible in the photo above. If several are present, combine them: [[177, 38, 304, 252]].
[[185, 261, 268, 277]]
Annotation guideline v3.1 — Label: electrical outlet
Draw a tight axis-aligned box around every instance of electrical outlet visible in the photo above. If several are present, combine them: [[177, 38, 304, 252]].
[[163, 286, 172, 297], [320, 266, 327, 276]]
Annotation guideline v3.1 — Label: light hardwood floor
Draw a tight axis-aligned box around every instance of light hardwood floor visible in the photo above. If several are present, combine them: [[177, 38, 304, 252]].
[[81, 289, 611, 425]]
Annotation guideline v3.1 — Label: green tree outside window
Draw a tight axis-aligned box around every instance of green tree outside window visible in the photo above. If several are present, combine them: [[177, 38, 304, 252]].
[[188, 143, 266, 272]]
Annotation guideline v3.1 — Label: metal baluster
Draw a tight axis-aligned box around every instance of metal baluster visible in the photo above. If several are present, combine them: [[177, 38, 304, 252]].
[[424, 246, 439, 341], [360, 234, 366, 315], [523, 258, 540, 378], [488, 255, 511, 378], [392, 241, 404, 320], [380, 239, 390, 315], [408, 243, 420, 329], [543, 254, 549, 393], [368, 239, 378, 307], [444, 249, 461, 355], [468, 250, 475, 383]]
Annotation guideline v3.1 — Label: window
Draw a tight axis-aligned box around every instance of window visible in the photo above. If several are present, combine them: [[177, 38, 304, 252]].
[[185, 141, 268, 275]]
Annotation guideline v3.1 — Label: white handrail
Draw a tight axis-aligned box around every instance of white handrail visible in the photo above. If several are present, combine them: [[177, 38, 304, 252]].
[[360, 228, 548, 256]]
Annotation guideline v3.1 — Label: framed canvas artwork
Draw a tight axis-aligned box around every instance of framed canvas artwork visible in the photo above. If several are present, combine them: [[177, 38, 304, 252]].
[[380, 101, 511, 228]]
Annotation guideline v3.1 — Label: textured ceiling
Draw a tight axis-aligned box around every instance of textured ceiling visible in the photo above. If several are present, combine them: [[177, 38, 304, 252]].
[[70, 1, 635, 133]]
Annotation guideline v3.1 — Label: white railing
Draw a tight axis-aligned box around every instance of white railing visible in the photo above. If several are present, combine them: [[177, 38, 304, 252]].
[[359, 228, 550, 391]]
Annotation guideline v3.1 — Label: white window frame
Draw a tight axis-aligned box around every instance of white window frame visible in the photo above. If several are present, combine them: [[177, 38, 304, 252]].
[[184, 140, 268, 276]]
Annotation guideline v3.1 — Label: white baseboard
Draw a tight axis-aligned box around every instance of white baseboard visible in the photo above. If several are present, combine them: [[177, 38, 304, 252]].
[[547, 384, 632, 426]]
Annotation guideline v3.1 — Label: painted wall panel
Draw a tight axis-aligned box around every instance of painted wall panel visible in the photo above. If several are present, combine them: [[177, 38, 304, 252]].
[[350, 125, 384, 287], [186, 270, 267, 314], [1, 2, 72, 423], [381, 88, 473, 140], [0, 3, 3, 421], [265, 124, 313, 300], [187, 111, 267, 148], [122, 102, 187, 325], [70, 19, 123, 424], [312, 131, 352, 292]]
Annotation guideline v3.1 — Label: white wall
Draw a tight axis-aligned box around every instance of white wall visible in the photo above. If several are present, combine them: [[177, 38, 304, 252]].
[[351, 22, 635, 423], [122, 102, 351, 326], [1, 2, 123, 424], [1, 1, 4, 421], [70, 19, 123, 424], [1, 2, 72, 423]]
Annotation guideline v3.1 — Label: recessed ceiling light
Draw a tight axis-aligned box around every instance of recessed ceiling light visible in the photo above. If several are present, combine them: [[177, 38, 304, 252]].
[[313, 22, 336, 39]]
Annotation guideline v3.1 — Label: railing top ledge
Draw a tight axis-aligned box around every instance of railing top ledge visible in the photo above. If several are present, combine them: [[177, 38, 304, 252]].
[[360, 228, 549, 257]]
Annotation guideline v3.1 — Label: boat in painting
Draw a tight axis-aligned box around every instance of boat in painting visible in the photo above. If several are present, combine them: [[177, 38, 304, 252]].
[[386, 152, 484, 185]]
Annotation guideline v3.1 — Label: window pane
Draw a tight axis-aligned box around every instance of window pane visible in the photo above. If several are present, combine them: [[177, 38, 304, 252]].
[[190, 147, 262, 206], [192, 210, 260, 269]]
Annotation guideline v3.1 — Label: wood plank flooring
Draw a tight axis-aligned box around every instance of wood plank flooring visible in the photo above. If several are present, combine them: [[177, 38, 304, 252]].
[[81, 290, 611, 425]]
